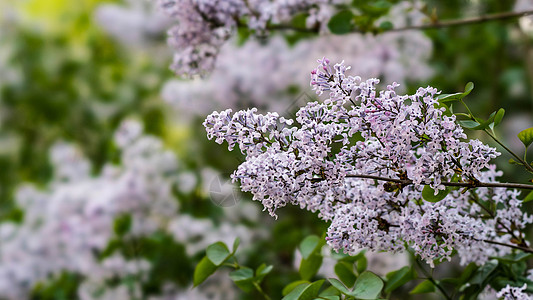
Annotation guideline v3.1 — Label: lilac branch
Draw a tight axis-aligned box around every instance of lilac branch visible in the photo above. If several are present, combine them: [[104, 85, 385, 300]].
[[265, 9, 533, 34], [345, 174, 533, 190]]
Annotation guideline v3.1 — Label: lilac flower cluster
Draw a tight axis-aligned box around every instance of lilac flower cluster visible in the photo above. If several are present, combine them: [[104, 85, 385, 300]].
[[0, 120, 257, 300], [497, 284, 533, 300], [205, 58, 532, 266], [155, 0, 352, 76]]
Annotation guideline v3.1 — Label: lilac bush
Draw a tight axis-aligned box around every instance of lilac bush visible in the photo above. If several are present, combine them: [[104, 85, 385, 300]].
[[205, 58, 533, 272]]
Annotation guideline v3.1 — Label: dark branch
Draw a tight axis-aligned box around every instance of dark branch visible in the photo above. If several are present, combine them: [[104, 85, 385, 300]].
[[345, 174, 533, 190], [263, 10, 533, 34]]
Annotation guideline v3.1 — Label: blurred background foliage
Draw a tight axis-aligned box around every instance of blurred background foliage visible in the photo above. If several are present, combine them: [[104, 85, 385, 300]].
[[0, 0, 532, 299]]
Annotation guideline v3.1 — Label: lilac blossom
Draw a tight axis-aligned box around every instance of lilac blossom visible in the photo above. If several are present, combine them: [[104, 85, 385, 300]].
[[0, 120, 258, 299], [497, 284, 533, 300], [205, 58, 533, 267], [161, 2, 432, 115], [154, 0, 432, 77]]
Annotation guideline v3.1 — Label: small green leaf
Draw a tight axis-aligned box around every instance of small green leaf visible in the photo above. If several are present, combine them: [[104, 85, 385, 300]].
[[300, 253, 323, 280], [437, 82, 474, 104], [232, 237, 240, 253], [493, 108, 505, 127], [459, 120, 481, 129], [256, 264, 273, 282], [283, 281, 310, 296], [335, 262, 357, 288], [299, 280, 325, 300], [470, 260, 498, 286], [379, 21, 393, 30], [206, 242, 231, 266], [230, 267, 255, 292], [328, 278, 352, 295], [493, 252, 533, 263], [356, 255, 367, 274], [291, 13, 309, 28], [327, 10, 354, 34], [524, 191, 533, 203], [282, 281, 325, 300], [385, 266, 415, 293], [319, 286, 341, 297], [410, 280, 435, 294], [282, 283, 308, 300], [113, 214, 131, 236], [422, 185, 449, 202], [300, 235, 320, 259], [193, 256, 218, 287], [464, 82, 474, 95], [437, 92, 464, 103], [518, 127, 533, 149], [352, 271, 384, 299]]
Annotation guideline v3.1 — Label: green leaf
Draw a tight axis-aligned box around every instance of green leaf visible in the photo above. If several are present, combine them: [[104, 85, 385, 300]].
[[464, 82, 474, 95], [437, 82, 474, 104], [256, 264, 273, 282], [422, 185, 450, 202], [469, 261, 498, 286], [232, 237, 240, 253], [291, 13, 309, 29], [410, 280, 435, 294], [282, 283, 307, 300], [385, 267, 415, 293], [193, 256, 218, 287], [229, 267, 255, 292], [327, 10, 355, 34], [113, 214, 131, 236], [524, 191, 533, 203], [518, 127, 533, 149], [509, 158, 523, 166], [493, 108, 505, 127], [206, 242, 231, 266], [299, 280, 325, 300], [282, 281, 325, 300], [459, 120, 481, 129], [335, 262, 357, 288], [356, 255, 367, 274], [318, 297, 341, 300], [352, 271, 384, 299], [493, 252, 533, 263], [283, 280, 324, 300], [379, 21, 393, 30], [300, 235, 321, 260], [283, 281, 310, 296], [319, 286, 341, 297], [300, 253, 323, 280], [328, 278, 352, 295], [442, 263, 478, 286]]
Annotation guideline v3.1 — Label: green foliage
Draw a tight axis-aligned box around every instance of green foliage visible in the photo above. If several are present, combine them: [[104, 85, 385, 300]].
[[328, 271, 383, 299], [409, 280, 435, 294], [437, 82, 474, 104], [113, 214, 132, 237], [299, 235, 324, 280], [194, 256, 218, 287], [518, 127, 533, 149], [206, 242, 232, 266], [327, 10, 355, 34], [335, 261, 357, 288], [30, 272, 82, 300], [282, 280, 324, 300], [384, 266, 416, 294], [422, 185, 450, 202]]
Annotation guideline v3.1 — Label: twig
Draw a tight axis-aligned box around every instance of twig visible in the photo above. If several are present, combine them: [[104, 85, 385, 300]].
[[345, 174, 533, 190], [264, 10, 533, 34], [480, 238, 533, 253]]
